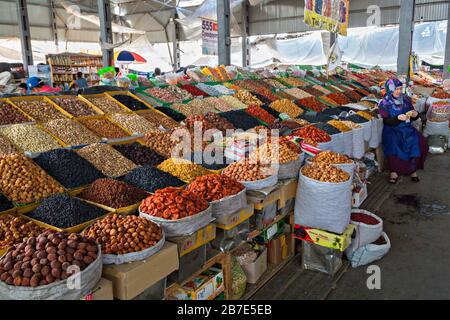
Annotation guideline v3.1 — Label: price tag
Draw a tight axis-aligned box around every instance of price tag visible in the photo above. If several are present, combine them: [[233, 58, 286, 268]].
[[279, 113, 290, 121], [266, 223, 278, 240]]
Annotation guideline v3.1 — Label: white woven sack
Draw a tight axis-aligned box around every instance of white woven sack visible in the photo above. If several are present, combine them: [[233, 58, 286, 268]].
[[240, 174, 278, 191], [294, 169, 352, 234], [139, 205, 212, 237], [348, 232, 391, 268], [377, 118, 384, 142], [278, 156, 302, 179], [345, 209, 383, 257], [360, 121, 372, 141], [424, 120, 449, 137], [342, 130, 353, 157], [368, 119, 379, 148], [352, 127, 365, 159], [317, 140, 333, 151], [0, 246, 102, 300], [329, 132, 344, 153], [210, 188, 248, 218]]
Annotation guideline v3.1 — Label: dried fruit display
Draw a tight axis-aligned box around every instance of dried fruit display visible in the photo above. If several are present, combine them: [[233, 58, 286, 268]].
[[187, 174, 244, 202], [0, 153, 64, 204], [140, 187, 209, 220], [234, 89, 263, 106], [0, 136, 18, 156], [0, 215, 46, 249], [85, 96, 124, 114], [312, 151, 352, 164], [283, 88, 312, 100], [301, 162, 349, 182], [218, 96, 247, 110], [43, 119, 100, 146], [356, 111, 374, 120], [293, 126, 331, 143], [185, 113, 235, 133], [346, 114, 370, 123], [326, 92, 351, 105], [263, 78, 286, 89], [109, 113, 156, 134], [219, 110, 263, 130], [319, 96, 339, 106], [51, 97, 98, 117], [145, 87, 184, 104], [77, 117, 130, 139], [0, 101, 30, 125], [296, 97, 328, 112], [122, 166, 185, 193], [221, 159, 275, 182], [245, 105, 277, 125], [341, 121, 362, 129], [278, 77, 308, 87], [327, 120, 352, 132], [269, 99, 304, 118], [83, 214, 162, 254], [138, 109, 179, 130], [13, 99, 67, 122], [313, 85, 332, 95], [111, 94, 149, 111], [0, 124, 61, 153], [249, 143, 299, 164], [155, 106, 186, 122], [142, 130, 177, 158], [313, 123, 341, 135], [0, 230, 99, 287], [113, 142, 166, 167], [158, 158, 212, 183], [181, 84, 209, 97], [351, 212, 380, 225]]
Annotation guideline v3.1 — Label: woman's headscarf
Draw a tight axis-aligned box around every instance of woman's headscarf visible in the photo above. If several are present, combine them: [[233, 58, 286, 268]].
[[384, 78, 404, 106]]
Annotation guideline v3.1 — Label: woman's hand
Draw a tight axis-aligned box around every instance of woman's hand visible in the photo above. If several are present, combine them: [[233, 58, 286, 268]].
[[397, 114, 408, 121], [409, 110, 418, 118]]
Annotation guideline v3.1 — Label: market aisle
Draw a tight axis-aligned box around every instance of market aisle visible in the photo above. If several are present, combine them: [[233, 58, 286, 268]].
[[328, 152, 450, 300]]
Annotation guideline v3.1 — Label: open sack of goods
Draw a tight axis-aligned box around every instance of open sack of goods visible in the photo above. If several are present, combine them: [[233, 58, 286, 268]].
[[295, 162, 352, 234], [345, 210, 390, 268], [308, 151, 355, 178], [292, 126, 332, 151], [82, 214, 165, 265], [139, 187, 212, 237], [248, 140, 303, 180], [221, 159, 278, 191], [186, 174, 247, 218], [0, 231, 102, 300]]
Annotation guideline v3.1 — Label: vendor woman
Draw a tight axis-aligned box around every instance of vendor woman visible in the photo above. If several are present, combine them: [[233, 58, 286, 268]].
[[379, 78, 427, 183]]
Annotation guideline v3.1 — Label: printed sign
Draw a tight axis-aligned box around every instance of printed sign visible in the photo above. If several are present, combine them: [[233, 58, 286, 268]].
[[304, 0, 349, 36], [202, 19, 218, 56]]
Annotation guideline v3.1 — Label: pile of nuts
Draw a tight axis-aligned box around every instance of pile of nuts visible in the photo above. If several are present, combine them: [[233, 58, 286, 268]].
[[185, 113, 235, 133], [141, 187, 209, 220], [249, 143, 299, 164], [43, 119, 99, 146], [293, 126, 331, 143], [0, 230, 98, 287], [78, 117, 130, 139], [301, 162, 349, 182], [341, 121, 362, 129], [142, 130, 177, 158], [113, 142, 166, 167], [83, 214, 162, 255], [86, 97, 124, 114], [222, 159, 275, 182], [187, 174, 244, 202], [0, 153, 64, 204], [158, 158, 212, 183], [77, 143, 138, 177], [138, 109, 179, 130], [234, 90, 263, 106], [218, 96, 247, 110], [283, 88, 312, 100], [0, 215, 45, 249], [263, 79, 286, 89], [0, 102, 29, 125], [246, 105, 276, 125], [279, 77, 308, 87], [51, 97, 98, 117], [27, 194, 106, 229], [79, 178, 148, 209], [13, 99, 67, 122], [312, 151, 353, 164], [0, 135, 18, 156], [328, 120, 351, 132], [145, 87, 184, 104], [0, 124, 61, 153], [165, 86, 194, 101], [170, 102, 211, 117], [269, 99, 304, 118], [296, 97, 327, 112], [110, 113, 156, 134]]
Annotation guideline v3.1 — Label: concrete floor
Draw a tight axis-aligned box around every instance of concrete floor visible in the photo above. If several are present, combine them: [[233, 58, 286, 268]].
[[328, 152, 450, 300]]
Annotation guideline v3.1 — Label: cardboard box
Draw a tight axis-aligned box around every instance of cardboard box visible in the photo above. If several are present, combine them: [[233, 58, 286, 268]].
[[214, 205, 254, 230], [278, 179, 298, 209], [293, 224, 355, 252], [102, 242, 179, 300], [168, 268, 224, 300], [352, 183, 368, 208], [241, 248, 268, 284], [81, 278, 114, 300], [268, 235, 283, 265], [168, 224, 216, 257], [169, 244, 206, 284], [133, 277, 166, 300]]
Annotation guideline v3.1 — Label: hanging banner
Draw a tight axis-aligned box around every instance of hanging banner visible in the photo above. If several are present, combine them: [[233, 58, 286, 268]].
[[202, 18, 218, 56], [327, 41, 343, 74], [304, 0, 349, 36]]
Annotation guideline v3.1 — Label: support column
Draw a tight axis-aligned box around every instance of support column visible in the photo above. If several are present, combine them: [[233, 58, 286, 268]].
[[241, 0, 250, 67], [48, 0, 58, 47], [16, 0, 33, 74], [172, 15, 181, 71], [397, 0, 415, 77], [97, 0, 113, 67], [443, 3, 450, 79], [217, 0, 231, 66]]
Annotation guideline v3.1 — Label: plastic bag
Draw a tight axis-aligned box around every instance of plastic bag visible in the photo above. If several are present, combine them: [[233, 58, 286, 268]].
[[0, 246, 102, 300], [330, 132, 344, 154], [231, 256, 247, 300], [368, 119, 379, 148], [360, 121, 372, 142], [345, 209, 383, 257], [317, 140, 333, 151], [427, 135, 448, 154], [352, 127, 365, 159], [277, 156, 302, 180], [302, 241, 343, 275], [240, 174, 278, 191], [102, 231, 165, 265], [342, 130, 353, 157], [376, 118, 384, 143], [348, 232, 391, 268], [295, 169, 352, 234], [210, 188, 248, 218], [139, 205, 212, 237]]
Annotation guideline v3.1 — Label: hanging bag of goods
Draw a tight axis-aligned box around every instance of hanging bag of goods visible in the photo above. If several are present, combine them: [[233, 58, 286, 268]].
[[186, 174, 247, 218], [294, 163, 352, 234], [345, 209, 383, 259], [0, 231, 102, 300], [139, 187, 212, 237], [82, 214, 165, 265]]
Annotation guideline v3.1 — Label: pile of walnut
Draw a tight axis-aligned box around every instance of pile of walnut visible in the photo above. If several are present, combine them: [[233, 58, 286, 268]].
[[302, 162, 349, 182], [312, 151, 353, 165]]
